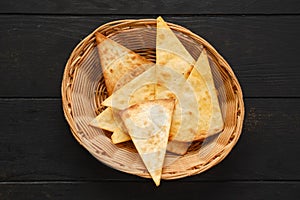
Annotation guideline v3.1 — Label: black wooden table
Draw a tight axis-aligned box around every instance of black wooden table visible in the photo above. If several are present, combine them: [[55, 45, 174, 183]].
[[0, 1, 299, 199]]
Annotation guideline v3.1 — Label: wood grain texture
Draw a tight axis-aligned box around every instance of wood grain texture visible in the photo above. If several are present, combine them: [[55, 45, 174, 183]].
[[0, 16, 299, 97], [0, 0, 299, 14], [0, 98, 299, 181], [0, 182, 299, 200]]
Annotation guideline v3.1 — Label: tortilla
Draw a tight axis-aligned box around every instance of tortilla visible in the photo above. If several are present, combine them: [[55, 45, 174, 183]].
[[111, 128, 131, 144], [156, 16, 194, 79], [95, 32, 153, 95], [120, 99, 175, 186], [155, 17, 200, 143], [89, 107, 117, 132], [193, 49, 223, 134], [166, 141, 191, 155], [92, 33, 154, 141]]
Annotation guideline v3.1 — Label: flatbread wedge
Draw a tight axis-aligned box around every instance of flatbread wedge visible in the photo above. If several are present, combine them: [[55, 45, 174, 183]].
[[192, 49, 223, 135], [95, 32, 153, 95], [92, 33, 154, 142], [166, 141, 191, 155], [89, 107, 117, 132], [111, 128, 131, 144], [120, 99, 175, 186], [90, 107, 131, 144], [156, 16, 194, 79], [156, 17, 201, 143]]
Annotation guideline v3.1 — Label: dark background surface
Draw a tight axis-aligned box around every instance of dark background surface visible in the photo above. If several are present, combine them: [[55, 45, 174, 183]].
[[0, 0, 300, 199]]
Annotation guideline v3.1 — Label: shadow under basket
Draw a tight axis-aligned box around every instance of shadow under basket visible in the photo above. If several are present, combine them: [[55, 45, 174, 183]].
[[61, 19, 245, 180]]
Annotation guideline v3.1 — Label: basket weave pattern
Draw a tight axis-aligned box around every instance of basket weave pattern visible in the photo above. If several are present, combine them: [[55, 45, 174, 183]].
[[61, 19, 245, 180]]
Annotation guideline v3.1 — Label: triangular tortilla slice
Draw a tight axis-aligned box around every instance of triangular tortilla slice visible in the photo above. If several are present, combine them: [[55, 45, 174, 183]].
[[90, 108, 131, 144], [95, 32, 153, 95], [111, 128, 131, 144], [155, 17, 200, 143], [89, 107, 117, 132], [192, 49, 223, 134], [166, 141, 191, 155], [120, 99, 175, 186], [156, 16, 195, 79], [92, 33, 154, 141]]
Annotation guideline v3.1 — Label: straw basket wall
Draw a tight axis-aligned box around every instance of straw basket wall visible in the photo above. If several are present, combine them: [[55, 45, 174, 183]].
[[61, 19, 245, 180]]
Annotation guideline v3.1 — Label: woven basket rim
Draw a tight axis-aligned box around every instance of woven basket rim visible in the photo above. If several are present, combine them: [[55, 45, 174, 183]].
[[61, 18, 245, 180]]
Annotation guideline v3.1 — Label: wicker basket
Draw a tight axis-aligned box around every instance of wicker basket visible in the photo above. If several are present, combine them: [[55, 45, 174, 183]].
[[61, 19, 245, 180]]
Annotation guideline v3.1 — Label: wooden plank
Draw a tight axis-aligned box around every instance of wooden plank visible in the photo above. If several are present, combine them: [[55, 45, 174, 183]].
[[0, 16, 299, 97], [0, 182, 298, 200], [0, 0, 299, 14], [0, 98, 299, 181]]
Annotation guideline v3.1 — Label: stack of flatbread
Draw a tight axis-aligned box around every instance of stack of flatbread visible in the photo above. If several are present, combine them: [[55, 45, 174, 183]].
[[90, 17, 224, 186]]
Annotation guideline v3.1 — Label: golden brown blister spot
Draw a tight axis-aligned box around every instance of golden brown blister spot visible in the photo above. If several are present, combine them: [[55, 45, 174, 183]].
[[124, 113, 131, 119], [144, 96, 151, 101], [127, 104, 139, 112], [186, 67, 193, 76], [130, 71, 139, 77], [161, 72, 171, 80], [155, 169, 161, 176], [189, 128, 196, 134], [214, 128, 221, 133], [141, 146, 147, 152], [119, 100, 126, 104], [108, 56, 114, 61], [159, 34, 165, 40], [158, 61, 166, 66], [161, 126, 168, 133], [167, 93, 175, 99]]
